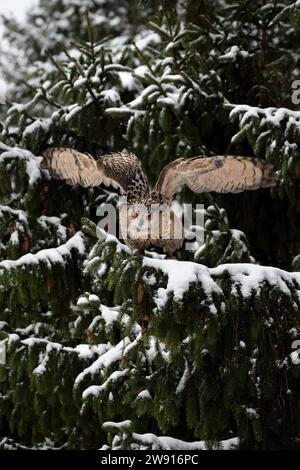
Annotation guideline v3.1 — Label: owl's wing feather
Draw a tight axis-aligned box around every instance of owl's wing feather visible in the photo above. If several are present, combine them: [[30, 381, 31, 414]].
[[42, 147, 149, 196], [155, 155, 277, 201], [42, 148, 103, 187]]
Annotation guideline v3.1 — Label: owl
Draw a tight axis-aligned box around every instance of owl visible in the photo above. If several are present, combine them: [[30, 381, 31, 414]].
[[42, 148, 277, 257]]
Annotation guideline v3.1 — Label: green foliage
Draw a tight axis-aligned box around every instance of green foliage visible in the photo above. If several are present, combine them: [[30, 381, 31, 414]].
[[58, 235, 300, 448], [0, 0, 300, 451], [194, 204, 255, 266]]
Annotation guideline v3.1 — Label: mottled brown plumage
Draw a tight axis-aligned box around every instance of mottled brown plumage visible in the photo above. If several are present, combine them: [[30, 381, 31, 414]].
[[42, 148, 149, 200], [42, 148, 277, 255]]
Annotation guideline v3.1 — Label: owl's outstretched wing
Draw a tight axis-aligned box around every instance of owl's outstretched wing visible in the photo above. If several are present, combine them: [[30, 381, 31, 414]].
[[42, 147, 149, 196], [154, 155, 277, 201], [42, 148, 102, 187]]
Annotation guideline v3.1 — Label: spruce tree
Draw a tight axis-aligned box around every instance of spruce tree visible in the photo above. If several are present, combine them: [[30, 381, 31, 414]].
[[0, 0, 299, 450]]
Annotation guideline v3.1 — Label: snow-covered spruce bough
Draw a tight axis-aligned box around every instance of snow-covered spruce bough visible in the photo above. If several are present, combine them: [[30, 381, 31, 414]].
[[0, 220, 299, 449]]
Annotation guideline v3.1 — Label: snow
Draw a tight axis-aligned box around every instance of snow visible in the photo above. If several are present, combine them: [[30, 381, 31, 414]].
[[23, 118, 49, 140], [118, 72, 137, 91], [103, 419, 132, 431], [1, 3, 299, 450], [139, 256, 300, 314], [75, 338, 131, 386], [33, 342, 62, 375], [105, 106, 135, 117], [142, 273, 156, 285], [133, 65, 149, 80], [7, 334, 111, 372], [135, 32, 160, 50], [219, 45, 249, 60], [10, 231, 19, 245], [0, 232, 86, 271], [77, 297, 89, 306], [137, 390, 151, 399], [99, 305, 119, 326], [123, 332, 142, 356], [97, 262, 107, 277], [82, 368, 129, 399], [176, 361, 190, 395], [128, 84, 159, 109], [5, 336, 112, 383], [0, 206, 28, 224], [126, 433, 237, 450], [74, 344, 109, 360], [246, 407, 259, 418], [290, 350, 300, 365], [0, 0, 36, 21], [145, 337, 170, 364], [73, 78, 87, 88], [23, 337, 62, 349], [95, 227, 130, 253], [229, 104, 300, 138], [65, 105, 82, 122], [0, 79, 6, 102], [0, 147, 43, 185], [6, 334, 19, 346], [0, 321, 8, 330], [210, 263, 300, 298], [37, 215, 67, 241], [38, 215, 62, 226], [100, 89, 121, 105], [102, 420, 239, 450], [143, 257, 222, 308]]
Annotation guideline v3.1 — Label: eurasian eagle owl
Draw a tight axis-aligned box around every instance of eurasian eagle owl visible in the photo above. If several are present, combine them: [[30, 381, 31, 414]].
[[42, 148, 277, 256]]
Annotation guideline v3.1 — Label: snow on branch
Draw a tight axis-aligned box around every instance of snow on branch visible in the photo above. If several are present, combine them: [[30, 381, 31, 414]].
[[82, 368, 130, 399], [210, 263, 300, 298], [3, 333, 110, 376], [102, 420, 239, 450], [0, 205, 28, 225], [228, 104, 300, 130], [143, 257, 222, 309], [0, 145, 43, 185], [142, 257, 300, 309], [227, 103, 300, 155], [0, 231, 86, 271], [74, 337, 131, 388]]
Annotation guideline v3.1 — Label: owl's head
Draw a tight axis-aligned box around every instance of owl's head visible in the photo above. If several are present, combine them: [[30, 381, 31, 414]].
[[126, 202, 183, 242]]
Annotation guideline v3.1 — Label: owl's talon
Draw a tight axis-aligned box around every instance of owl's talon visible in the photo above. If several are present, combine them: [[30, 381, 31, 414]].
[[132, 249, 145, 256], [166, 253, 177, 259]]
